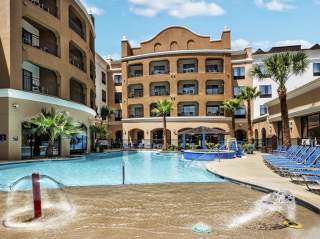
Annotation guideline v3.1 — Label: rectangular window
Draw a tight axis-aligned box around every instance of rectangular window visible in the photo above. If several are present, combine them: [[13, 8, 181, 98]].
[[182, 105, 197, 116], [233, 86, 243, 97], [182, 84, 196, 95], [313, 63, 320, 76], [259, 85, 272, 98], [234, 107, 246, 118], [22, 69, 33, 91], [114, 110, 122, 121], [101, 72, 106, 84], [301, 113, 320, 138], [182, 64, 196, 73], [260, 105, 268, 116], [115, 92, 122, 103], [207, 105, 224, 116], [114, 75, 122, 85], [233, 67, 245, 80], [102, 90, 106, 102]]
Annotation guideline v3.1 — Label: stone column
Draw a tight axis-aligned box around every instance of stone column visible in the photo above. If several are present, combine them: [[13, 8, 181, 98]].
[[60, 137, 70, 157]]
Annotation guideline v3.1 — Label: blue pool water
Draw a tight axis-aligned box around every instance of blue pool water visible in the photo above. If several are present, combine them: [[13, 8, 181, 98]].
[[0, 151, 224, 189]]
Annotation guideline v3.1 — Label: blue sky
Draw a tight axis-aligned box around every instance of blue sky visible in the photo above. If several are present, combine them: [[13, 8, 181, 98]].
[[80, 0, 320, 59]]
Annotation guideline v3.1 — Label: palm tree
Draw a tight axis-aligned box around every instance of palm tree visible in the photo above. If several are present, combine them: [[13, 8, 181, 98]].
[[26, 108, 81, 157], [223, 99, 242, 138], [151, 99, 173, 150], [251, 52, 308, 147], [100, 106, 114, 121], [240, 86, 261, 144]]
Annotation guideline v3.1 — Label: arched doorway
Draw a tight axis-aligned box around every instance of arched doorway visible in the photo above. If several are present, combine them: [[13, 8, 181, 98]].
[[129, 129, 144, 148], [151, 128, 171, 149], [113, 130, 123, 148], [254, 129, 259, 148], [235, 130, 247, 143], [261, 128, 267, 147]]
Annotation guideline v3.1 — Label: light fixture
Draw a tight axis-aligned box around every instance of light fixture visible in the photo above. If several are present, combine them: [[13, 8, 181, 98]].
[[12, 103, 19, 109]]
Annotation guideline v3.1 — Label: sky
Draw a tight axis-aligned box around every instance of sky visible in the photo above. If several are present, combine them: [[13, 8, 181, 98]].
[[80, 0, 320, 59]]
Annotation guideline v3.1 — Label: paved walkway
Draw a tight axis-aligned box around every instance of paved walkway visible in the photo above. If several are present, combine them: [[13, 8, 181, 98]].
[[207, 152, 320, 212]]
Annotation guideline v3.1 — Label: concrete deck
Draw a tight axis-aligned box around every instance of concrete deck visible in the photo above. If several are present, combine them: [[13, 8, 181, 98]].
[[207, 152, 320, 213]]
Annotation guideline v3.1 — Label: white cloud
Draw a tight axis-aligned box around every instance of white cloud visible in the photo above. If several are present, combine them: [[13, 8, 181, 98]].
[[255, 0, 295, 12], [80, 0, 105, 16], [232, 38, 313, 51], [128, 0, 225, 18]]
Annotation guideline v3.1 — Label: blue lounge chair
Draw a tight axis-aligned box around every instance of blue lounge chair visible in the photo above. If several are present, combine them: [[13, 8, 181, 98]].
[[264, 145, 301, 161], [301, 175, 320, 193]]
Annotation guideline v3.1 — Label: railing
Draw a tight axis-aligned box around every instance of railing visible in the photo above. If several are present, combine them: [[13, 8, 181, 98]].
[[69, 19, 85, 39], [128, 90, 143, 98], [178, 89, 198, 95], [128, 112, 144, 118], [182, 67, 197, 73], [207, 111, 224, 116], [206, 88, 224, 95], [151, 69, 169, 75], [206, 65, 223, 73], [178, 112, 198, 116], [69, 55, 84, 71], [128, 70, 143, 78], [150, 89, 169, 96], [260, 93, 272, 98], [233, 75, 245, 80], [29, 0, 58, 17], [22, 30, 57, 56]]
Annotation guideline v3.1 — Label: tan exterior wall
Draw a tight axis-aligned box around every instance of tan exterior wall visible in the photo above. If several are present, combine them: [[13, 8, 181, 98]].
[[0, 0, 96, 160]]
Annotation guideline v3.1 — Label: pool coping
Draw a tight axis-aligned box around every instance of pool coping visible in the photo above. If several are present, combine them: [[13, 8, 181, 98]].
[[207, 169, 320, 214]]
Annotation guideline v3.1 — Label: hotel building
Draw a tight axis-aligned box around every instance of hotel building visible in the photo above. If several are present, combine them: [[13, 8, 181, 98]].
[[252, 45, 320, 146], [0, 0, 96, 160], [95, 53, 107, 115], [119, 26, 252, 148], [106, 57, 123, 147]]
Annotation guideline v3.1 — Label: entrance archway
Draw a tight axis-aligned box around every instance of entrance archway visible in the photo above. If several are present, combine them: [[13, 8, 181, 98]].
[[129, 129, 144, 148], [151, 128, 171, 149], [235, 129, 247, 143]]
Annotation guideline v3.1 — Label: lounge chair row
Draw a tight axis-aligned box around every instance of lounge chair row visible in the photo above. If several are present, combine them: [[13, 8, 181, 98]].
[[263, 145, 320, 193]]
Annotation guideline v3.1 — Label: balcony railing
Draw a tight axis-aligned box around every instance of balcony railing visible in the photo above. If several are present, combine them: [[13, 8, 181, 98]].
[[207, 109, 224, 116], [23, 75, 54, 96], [178, 88, 198, 95], [151, 69, 169, 75], [234, 109, 246, 118], [128, 111, 144, 118], [182, 67, 197, 73], [178, 112, 197, 117], [129, 70, 143, 78], [206, 87, 224, 95], [22, 30, 57, 56], [150, 89, 169, 96], [206, 65, 223, 73], [70, 55, 84, 71], [29, 0, 58, 17], [128, 89, 143, 98], [69, 19, 85, 39]]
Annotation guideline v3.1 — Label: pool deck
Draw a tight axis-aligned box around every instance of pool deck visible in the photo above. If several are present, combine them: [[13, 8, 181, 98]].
[[207, 152, 320, 213]]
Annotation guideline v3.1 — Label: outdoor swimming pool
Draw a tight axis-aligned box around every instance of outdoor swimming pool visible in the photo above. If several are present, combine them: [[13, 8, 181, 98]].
[[0, 151, 224, 190]]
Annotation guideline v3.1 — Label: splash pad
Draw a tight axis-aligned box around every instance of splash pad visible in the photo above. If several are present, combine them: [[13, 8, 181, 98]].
[[2, 172, 75, 230]]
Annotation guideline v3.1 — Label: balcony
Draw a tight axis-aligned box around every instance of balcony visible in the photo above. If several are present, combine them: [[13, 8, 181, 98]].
[[150, 60, 169, 75], [206, 80, 224, 95], [128, 84, 143, 98], [28, 0, 58, 17], [233, 67, 246, 80], [22, 61, 58, 97], [69, 6, 86, 40], [234, 107, 247, 119], [206, 59, 223, 73], [206, 103, 224, 116], [128, 64, 143, 78], [69, 42, 86, 72], [70, 78, 86, 105], [150, 82, 170, 96], [178, 59, 198, 74], [128, 105, 144, 118], [22, 18, 58, 57], [178, 102, 199, 117], [178, 81, 198, 95]]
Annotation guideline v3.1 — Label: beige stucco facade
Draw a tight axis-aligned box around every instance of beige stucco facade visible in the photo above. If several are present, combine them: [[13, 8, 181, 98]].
[[117, 27, 251, 147], [0, 0, 96, 160]]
